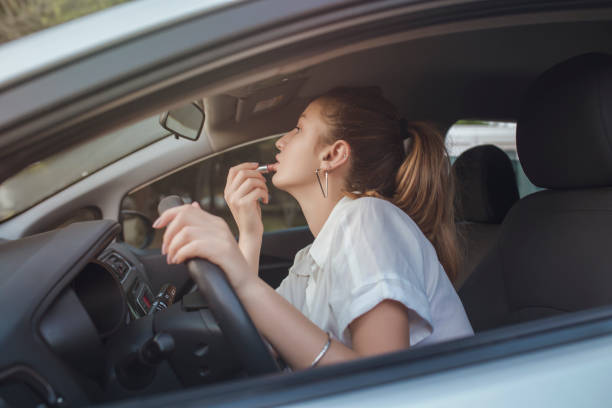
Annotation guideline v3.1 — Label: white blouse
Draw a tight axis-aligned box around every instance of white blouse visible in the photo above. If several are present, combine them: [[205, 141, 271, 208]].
[[276, 195, 473, 348]]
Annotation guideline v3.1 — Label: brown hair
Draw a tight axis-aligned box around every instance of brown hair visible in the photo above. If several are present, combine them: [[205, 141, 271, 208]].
[[315, 87, 460, 283]]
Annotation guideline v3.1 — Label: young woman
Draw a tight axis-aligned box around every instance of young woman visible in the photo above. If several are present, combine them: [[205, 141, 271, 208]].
[[153, 87, 473, 370]]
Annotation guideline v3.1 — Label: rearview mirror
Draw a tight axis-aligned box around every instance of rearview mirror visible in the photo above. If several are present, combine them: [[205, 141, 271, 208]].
[[159, 102, 204, 141]]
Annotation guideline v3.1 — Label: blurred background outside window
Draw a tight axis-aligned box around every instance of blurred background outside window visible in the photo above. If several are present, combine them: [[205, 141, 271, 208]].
[[445, 120, 541, 198], [121, 136, 307, 249], [0, 0, 133, 44]]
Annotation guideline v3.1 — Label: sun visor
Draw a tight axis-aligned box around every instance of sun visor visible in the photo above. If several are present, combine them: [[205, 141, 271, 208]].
[[233, 76, 307, 123]]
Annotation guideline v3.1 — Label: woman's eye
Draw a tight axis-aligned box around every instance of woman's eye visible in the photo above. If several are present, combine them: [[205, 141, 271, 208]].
[[294, 126, 301, 133]]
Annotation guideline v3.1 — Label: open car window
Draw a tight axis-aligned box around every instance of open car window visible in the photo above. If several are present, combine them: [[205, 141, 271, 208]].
[[121, 136, 306, 249]]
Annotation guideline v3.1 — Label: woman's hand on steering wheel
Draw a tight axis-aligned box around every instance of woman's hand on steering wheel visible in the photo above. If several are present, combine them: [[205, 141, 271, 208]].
[[154, 196, 280, 375], [153, 202, 254, 292]]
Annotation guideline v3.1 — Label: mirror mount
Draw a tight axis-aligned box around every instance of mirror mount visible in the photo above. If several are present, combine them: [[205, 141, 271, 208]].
[[159, 101, 205, 141]]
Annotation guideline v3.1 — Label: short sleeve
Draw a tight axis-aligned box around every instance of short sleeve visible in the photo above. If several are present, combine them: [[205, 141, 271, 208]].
[[325, 198, 434, 346]]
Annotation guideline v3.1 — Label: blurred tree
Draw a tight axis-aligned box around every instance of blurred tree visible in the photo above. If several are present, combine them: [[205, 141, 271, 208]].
[[0, 0, 131, 44]]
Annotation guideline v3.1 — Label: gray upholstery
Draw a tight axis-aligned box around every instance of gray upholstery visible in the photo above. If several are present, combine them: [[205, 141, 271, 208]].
[[459, 53, 612, 332], [454, 145, 519, 224], [453, 145, 519, 289], [518, 53, 612, 188], [455, 223, 500, 290]]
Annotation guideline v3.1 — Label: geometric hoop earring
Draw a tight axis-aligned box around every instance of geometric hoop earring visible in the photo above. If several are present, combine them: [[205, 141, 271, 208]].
[[314, 168, 329, 198]]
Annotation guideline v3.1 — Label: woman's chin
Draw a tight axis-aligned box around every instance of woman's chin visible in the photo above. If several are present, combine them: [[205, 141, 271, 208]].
[[271, 173, 281, 188], [271, 174, 290, 193]]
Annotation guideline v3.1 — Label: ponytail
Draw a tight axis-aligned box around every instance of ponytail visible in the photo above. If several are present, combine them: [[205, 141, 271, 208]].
[[316, 87, 461, 283], [392, 122, 460, 283]]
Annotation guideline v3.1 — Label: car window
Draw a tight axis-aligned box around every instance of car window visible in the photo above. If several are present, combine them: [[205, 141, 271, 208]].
[[0, 116, 171, 223], [0, 0, 134, 44], [120, 136, 306, 249], [122, 122, 541, 250], [445, 120, 542, 198]]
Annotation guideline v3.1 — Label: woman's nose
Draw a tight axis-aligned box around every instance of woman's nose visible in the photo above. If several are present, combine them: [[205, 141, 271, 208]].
[[275, 134, 287, 150]]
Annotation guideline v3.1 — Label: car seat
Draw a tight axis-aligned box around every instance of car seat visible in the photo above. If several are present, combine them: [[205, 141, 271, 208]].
[[453, 144, 519, 289], [459, 53, 612, 332]]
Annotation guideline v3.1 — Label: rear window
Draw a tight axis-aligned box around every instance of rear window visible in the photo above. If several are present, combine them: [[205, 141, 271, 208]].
[[445, 120, 541, 198]]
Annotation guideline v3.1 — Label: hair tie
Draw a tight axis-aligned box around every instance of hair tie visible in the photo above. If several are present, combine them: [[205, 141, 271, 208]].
[[399, 118, 411, 140], [398, 118, 411, 160]]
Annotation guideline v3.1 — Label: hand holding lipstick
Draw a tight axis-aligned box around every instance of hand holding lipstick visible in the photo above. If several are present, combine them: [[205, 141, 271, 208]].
[[224, 162, 275, 275], [226, 161, 271, 218]]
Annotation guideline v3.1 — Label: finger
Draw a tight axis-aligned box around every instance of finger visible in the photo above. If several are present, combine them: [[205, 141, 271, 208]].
[[153, 204, 190, 229], [192, 201, 200, 208], [162, 206, 199, 254], [232, 178, 268, 203], [227, 162, 258, 183], [228, 168, 266, 196], [228, 171, 266, 200], [172, 240, 214, 265], [162, 205, 219, 254], [166, 225, 202, 264], [226, 162, 259, 189], [241, 187, 269, 206]]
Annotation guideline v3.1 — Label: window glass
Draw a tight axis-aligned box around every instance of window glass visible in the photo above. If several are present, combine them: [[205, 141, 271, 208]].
[[1, 0, 134, 45], [121, 136, 306, 249], [52, 207, 102, 229], [445, 120, 542, 198], [0, 116, 170, 223]]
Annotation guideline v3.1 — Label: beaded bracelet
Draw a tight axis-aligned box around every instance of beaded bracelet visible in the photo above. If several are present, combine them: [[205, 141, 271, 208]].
[[311, 332, 331, 368]]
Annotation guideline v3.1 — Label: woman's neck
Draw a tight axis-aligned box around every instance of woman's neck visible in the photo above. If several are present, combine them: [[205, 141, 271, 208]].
[[293, 186, 344, 238]]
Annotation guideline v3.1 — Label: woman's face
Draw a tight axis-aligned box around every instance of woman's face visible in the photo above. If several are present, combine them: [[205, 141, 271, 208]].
[[272, 100, 329, 195]]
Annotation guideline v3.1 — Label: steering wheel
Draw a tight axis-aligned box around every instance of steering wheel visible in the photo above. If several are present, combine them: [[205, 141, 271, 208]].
[[158, 196, 279, 376]]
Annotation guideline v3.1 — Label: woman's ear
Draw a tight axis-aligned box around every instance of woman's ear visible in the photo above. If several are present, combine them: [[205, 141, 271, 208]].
[[320, 140, 350, 171]]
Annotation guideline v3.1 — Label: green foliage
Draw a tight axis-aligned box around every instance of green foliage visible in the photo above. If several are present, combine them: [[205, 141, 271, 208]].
[[0, 0, 132, 44], [455, 119, 490, 126]]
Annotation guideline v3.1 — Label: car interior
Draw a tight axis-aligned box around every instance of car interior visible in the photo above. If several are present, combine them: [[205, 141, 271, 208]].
[[460, 52, 612, 331], [1, 7, 612, 408], [452, 144, 520, 288]]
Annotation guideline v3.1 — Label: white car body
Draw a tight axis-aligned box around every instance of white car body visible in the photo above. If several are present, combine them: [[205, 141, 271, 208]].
[[1, 1, 612, 407]]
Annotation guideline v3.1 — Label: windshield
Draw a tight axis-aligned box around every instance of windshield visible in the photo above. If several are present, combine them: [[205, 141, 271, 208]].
[[0, 1, 134, 45], [0, 116, 170, 222]]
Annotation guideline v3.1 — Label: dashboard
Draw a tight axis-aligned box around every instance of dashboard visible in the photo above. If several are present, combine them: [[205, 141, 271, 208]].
[[0, 220, 241, 407], [98, 246, 156, 321]]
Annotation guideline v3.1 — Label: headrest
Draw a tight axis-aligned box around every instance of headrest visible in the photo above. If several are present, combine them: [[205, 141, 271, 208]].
[[517, 53, 612, 189], [453, 144, 519, 224]]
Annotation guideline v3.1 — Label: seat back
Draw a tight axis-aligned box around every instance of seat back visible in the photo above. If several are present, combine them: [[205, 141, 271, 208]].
[[459, 53, 612, 332], [453, 144, 519, 288]]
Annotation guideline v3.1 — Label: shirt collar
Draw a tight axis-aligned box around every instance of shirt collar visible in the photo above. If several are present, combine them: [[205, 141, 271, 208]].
[[309, 195, 353, 268]]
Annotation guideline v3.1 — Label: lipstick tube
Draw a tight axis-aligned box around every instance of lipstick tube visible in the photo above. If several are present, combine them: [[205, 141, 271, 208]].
[[256, 164, 275, 174]]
